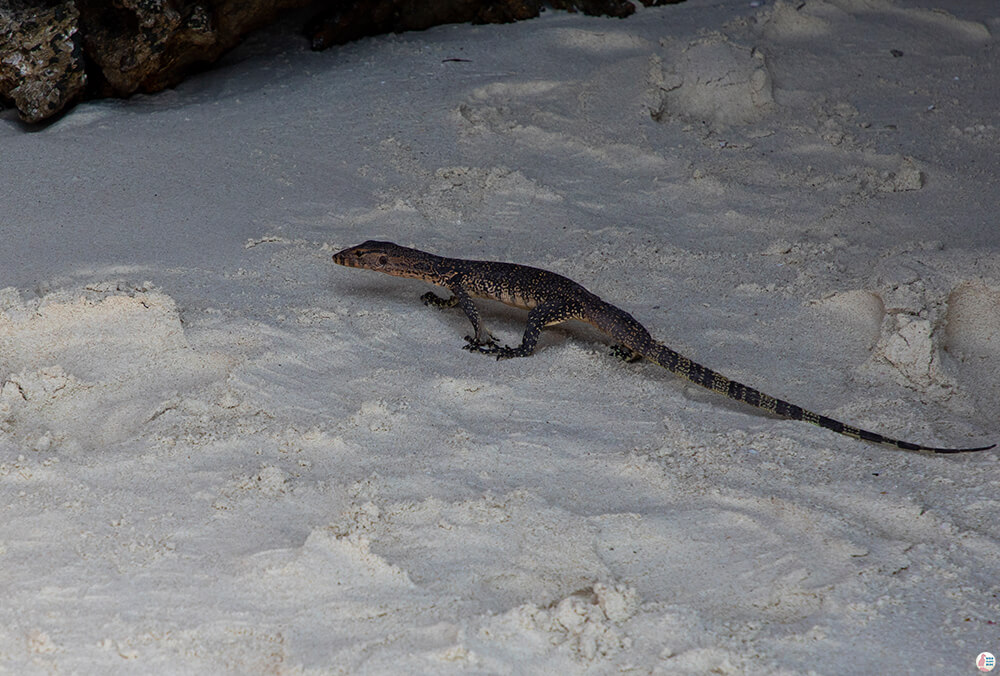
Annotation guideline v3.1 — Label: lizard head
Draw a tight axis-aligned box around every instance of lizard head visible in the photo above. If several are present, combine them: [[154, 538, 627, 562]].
[[332, 240, 442, 282]]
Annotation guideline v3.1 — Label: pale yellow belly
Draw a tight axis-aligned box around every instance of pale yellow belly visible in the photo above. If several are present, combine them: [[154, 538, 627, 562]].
[[492, 290, 537, 310]]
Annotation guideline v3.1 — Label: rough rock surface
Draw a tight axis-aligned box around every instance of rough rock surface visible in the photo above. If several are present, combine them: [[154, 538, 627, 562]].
[[75, 0, 315, 97], [1, 0, 684, 123], [0, 1, 86, 124]]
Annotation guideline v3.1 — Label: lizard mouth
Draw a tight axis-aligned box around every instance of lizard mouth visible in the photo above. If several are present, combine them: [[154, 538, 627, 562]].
[[332, 243, 393, 272], [331, 247, 361, 267]]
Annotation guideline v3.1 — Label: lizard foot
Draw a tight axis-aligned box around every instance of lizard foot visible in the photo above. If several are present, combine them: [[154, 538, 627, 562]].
[[463, 337, 529, 361], [611, 344, 643, 363], [463, 338, 530, 361], [421, 292, 458, 308], [462, 335, 499, 354]]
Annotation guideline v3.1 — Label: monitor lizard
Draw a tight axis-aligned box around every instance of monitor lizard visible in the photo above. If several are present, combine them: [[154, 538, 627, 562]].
[[332, 240, 994, 454]]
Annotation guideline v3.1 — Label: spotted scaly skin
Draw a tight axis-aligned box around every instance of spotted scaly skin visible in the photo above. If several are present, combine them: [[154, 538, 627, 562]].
[[332, 240, 994, 454]]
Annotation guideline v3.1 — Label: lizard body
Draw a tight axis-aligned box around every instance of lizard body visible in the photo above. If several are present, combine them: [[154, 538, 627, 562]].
[[332, 240, 994, 454]]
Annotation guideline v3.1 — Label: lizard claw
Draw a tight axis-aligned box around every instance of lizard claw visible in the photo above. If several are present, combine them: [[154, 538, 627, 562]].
[[460, 336, 525, 360], [463, 336, 519, 361], [462, 335, 499, 354]]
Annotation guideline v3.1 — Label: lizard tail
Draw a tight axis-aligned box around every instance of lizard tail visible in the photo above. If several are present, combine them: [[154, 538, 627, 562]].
[[641, 340, 993, 453], [585, 300, 994, 454]]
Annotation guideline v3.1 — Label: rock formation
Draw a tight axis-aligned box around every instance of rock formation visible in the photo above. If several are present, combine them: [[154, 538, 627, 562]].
[[1, 1, 86, 123], [0, 0, 684, 123]]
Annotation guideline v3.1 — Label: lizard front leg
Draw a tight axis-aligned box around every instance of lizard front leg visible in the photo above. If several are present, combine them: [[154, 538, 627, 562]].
[[422, 289, 497, 348], [466, 302, 573, 360]]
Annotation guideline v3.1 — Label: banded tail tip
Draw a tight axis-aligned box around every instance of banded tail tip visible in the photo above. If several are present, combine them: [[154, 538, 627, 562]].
[[926, 442, 996, 454]]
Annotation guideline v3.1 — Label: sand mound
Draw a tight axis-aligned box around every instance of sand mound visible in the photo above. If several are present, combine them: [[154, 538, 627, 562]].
[[0, 287, 229, 451], [646, 33, 774, 128]]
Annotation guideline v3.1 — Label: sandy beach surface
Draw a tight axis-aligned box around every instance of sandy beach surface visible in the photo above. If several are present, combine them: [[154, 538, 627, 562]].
[[2, 0, 999, 672]]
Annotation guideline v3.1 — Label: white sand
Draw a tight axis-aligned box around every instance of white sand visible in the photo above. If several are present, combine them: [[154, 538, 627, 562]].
[[2, 0, 999, 672]]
